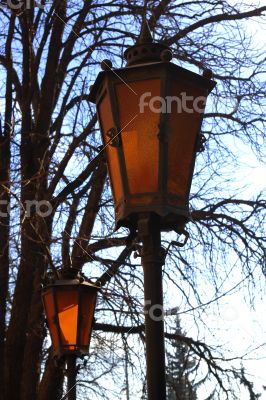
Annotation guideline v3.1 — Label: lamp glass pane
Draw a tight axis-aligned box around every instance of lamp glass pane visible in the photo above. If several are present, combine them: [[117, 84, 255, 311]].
[[42, 289, 60, 348], [167, 80, 206, 200], [79, 288, 97, 346], [115, 79, 161, 195], [56, 288, 78, 347], [98, 92, 123, 203]]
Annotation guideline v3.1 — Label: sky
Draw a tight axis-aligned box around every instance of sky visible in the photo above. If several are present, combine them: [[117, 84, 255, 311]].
[[186, 7, 266, 397]]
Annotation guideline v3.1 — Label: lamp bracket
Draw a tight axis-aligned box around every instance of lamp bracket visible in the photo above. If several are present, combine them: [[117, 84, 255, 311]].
[[133, 244, 142, 259], [138, 214, 151, 236], [137, 214, 166, 264], [133, 244, 166, 263], [106, 127, 121, 147], [165, 229, 189, 257]]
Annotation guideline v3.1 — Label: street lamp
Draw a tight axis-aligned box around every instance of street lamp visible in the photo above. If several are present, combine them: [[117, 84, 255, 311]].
[[89, 21, 215, 400], [42, 269, 98, 400]]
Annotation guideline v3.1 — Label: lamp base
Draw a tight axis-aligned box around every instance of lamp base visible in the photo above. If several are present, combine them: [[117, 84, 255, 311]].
[[115, 202, 190, 232], [53, 345, 89, 359]]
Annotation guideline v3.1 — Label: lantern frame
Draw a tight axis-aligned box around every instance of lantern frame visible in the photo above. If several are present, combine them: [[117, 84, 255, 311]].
[[89, 26, 216, 232], [42, 274, 99, 358]]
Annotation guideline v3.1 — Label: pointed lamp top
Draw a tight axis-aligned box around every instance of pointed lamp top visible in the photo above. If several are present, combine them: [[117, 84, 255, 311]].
[[124, 20, 170, 66], [137, 19, 153, 44]]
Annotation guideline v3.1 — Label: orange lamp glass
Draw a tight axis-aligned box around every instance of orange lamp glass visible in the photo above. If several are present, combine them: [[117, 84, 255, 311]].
[[89, 22, 216, 232], [42, 276, 98, 358]]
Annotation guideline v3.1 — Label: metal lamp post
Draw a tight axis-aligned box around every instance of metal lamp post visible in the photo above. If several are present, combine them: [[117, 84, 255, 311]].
[[89, 21, 215, 400], [42, 269, 98, 400]]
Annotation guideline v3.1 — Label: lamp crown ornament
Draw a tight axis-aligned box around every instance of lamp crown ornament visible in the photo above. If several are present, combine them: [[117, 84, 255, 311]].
[[59, 266, 82, 280], [124, 20, 170, 66]]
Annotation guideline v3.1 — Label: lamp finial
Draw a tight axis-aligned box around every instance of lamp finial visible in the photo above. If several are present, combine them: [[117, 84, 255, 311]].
[[138, 19, 153, 44]]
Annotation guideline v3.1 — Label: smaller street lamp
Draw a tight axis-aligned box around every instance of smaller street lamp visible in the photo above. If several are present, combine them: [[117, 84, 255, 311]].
[[42, 269, 99, 400]]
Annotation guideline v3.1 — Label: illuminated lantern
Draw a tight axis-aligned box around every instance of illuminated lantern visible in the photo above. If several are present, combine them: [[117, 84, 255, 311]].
[[89, 22, 215, 232], [42, 272, 98, 358]]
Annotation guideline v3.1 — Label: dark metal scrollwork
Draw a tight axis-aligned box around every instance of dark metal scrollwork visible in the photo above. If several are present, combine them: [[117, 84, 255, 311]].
[[106, 127, 121, 147]]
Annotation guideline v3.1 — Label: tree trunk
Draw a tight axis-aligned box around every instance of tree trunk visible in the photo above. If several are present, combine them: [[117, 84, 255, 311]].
[[37, 351, 65, 400], [20, 263, 47, 400], [0, 15, 14, 400]]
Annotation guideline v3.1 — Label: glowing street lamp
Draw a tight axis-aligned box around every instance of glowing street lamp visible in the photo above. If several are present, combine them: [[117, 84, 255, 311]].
[[42, 269, 98, 400], [89, 22, 215, 233], [89, 21, 215, 400]]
